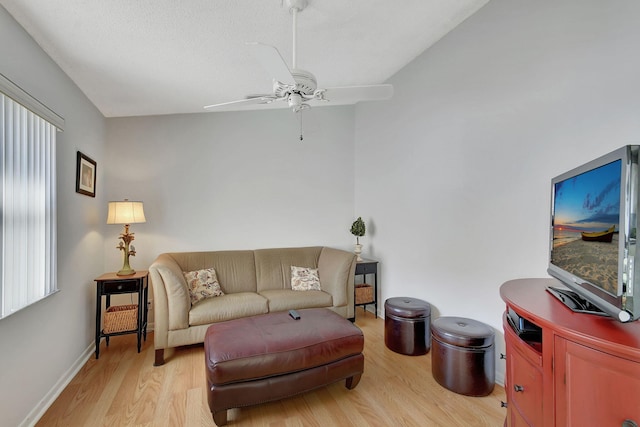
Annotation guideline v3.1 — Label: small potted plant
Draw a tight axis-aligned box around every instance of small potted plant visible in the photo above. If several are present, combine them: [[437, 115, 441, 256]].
[[350, 217, 366, 261]]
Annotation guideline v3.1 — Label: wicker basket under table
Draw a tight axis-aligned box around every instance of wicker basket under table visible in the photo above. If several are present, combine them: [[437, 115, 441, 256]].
[[103, 304, 138, 333], [355, 284, 374, 304]]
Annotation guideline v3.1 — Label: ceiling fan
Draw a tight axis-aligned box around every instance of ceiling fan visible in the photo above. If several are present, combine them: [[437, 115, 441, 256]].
[[203, 0, 393, 118]]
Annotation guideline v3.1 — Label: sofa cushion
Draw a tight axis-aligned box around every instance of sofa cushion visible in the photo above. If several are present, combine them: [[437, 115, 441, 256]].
[[255, 247, 322, 292], [169, 250, 258, 294], [184, 268, 225, 304], [189, 292, 269, 326], [260, 289, 332, 312], [290, 266, 321, 291]]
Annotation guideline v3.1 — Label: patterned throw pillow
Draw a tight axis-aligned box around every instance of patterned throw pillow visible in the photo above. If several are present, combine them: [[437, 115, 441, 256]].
[[290, 266, 321, 291], [183, 268, 224, 305]]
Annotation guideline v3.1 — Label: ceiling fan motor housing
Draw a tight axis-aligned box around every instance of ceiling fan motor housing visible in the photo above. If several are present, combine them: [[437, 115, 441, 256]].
[[291, 69, 317, 95], [273, 68, 317, 97]]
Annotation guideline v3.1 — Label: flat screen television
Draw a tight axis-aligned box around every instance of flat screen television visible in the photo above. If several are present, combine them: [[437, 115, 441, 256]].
[[548, 145, 640, 322]]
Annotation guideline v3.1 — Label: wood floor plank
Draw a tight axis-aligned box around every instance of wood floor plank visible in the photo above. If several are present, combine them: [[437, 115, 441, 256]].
[[36, 311, 506, 426]]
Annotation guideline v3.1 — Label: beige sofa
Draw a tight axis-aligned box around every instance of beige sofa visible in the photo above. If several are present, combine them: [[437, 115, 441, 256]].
[[148, 246, 356, 365]]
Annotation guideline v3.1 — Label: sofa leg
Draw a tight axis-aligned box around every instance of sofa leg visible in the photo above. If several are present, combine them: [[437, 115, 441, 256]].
[[212, 410, 227, 426], [345, 373, 362, 390], [154, 349, 165, 366]]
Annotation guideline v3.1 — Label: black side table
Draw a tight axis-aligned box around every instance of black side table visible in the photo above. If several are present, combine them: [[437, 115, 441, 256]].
[[354, 259, 378, 317], [94, 270, 149, 359]]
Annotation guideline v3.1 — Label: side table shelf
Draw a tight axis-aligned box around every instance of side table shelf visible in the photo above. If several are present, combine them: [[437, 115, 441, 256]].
[[94, 270, 149, 359], [355, 258, 378, 318]]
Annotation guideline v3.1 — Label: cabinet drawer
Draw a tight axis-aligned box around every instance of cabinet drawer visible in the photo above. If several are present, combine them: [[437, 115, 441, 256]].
[[508, 344, 543, 426], [102, 280, 138, 294], [356, 262, 377, 275]]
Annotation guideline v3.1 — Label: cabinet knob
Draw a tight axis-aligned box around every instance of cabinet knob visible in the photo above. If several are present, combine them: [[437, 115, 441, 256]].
[[499, 353, 506, 359], [514, 384, 524, 392], [500, 401, 508, 408], [622, 420, 638, 427]]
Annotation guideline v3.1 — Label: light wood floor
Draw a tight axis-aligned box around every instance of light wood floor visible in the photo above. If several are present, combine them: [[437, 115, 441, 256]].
[[36, 310, 506, 426]]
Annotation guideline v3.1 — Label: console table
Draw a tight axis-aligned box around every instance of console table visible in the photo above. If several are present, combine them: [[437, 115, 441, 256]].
[[354, 258, 378, 317], [500, 278, 640, 426], [94, 271, 149, 359]]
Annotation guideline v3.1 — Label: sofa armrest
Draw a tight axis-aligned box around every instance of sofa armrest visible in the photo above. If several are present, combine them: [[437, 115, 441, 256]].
[[318, 247, 356, 318], [148, 253, 190, 350]]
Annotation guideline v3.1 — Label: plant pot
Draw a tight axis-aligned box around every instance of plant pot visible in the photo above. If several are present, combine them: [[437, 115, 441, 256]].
[[354, 243, 363, 261]]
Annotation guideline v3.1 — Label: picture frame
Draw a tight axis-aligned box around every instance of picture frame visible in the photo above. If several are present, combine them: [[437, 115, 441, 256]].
[[76, 151, 97, 197]]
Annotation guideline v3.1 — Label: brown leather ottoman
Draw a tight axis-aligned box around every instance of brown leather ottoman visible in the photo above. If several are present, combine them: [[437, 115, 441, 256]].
[[204, 308, 364, 426], [431, 316, 495, 396], [384, 297, 431, 355]]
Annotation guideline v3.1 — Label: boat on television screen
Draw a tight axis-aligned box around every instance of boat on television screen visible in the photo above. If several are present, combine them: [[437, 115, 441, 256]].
[[581, 225, 615, 242]]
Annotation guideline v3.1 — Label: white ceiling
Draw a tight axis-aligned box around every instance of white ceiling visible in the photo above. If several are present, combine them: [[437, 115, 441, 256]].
[[0, 0, 488, 117]]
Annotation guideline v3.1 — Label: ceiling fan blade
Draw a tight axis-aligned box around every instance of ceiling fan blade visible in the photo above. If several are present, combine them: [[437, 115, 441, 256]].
[[204, 96, 278, 110], [247, 42, 296, 86], [315, 84, 394, 103]]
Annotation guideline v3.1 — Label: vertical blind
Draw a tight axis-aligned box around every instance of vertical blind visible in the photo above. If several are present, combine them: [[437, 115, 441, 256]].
[[1, 93, 57, 318]]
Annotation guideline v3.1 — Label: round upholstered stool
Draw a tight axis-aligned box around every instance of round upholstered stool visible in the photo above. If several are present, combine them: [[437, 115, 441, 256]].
[[431, 316, 495, 396], [384, 297, 431, 356]]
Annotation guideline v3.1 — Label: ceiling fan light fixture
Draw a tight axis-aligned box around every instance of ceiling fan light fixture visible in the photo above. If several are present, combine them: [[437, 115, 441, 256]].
[[288, 94, 310, 114]]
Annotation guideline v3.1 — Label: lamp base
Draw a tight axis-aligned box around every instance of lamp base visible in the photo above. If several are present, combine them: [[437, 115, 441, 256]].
[[116, 228, 136, 276], [117, 268, 136, 276]]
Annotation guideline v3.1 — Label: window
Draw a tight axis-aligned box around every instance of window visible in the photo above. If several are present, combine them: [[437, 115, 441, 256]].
[[1, 73, 63, 319]]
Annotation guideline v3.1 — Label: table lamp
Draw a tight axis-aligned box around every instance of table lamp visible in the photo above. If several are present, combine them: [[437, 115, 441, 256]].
[[107, 199, 146, 276]]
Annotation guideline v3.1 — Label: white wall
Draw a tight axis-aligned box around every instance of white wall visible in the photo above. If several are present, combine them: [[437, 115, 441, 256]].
[[0, 6, 108, 427], [4, 0, 640, 424], [104, 106, 357, 271], [354, 0, 640, 384]]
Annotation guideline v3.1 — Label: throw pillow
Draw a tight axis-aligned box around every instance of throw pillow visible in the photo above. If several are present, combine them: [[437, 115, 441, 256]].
[[290, 266, 321, 291], [183, 268, 224, 305]]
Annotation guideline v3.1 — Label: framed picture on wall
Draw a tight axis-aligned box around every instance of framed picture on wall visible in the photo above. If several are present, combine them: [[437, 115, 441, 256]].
[[76, 151, 97, 197]]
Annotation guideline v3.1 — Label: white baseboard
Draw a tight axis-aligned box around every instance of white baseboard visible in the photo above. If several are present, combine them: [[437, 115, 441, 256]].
[[19, 342, 95, 427], [495, 371, 505, 387]]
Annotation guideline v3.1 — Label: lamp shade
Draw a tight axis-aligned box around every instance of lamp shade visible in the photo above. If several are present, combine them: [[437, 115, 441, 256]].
[[107, 200, 146, 225]]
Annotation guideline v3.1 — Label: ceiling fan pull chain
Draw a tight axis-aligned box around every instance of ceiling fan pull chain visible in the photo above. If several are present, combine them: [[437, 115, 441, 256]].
[[298, 111, 304, 141]]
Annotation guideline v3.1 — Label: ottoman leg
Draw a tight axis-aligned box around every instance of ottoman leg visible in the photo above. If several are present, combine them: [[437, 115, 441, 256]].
[[345, 373, 362, 390], [212, 410, 227, 426]]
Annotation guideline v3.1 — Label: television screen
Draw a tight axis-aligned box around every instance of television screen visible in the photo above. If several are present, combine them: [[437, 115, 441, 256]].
[[548, 145, 640, 322], [550, 159, 622, 297]]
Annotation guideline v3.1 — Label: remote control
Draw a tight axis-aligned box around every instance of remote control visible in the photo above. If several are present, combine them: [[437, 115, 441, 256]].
[[289, 309, 301, 320]]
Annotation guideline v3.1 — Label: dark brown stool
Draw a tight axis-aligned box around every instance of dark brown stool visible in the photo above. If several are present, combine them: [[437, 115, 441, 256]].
[[384, 297, 431, 355], [431, 316, 495, 396]]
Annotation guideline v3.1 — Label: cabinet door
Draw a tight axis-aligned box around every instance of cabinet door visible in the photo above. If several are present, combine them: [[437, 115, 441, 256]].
[[555, 337, 640, 426]]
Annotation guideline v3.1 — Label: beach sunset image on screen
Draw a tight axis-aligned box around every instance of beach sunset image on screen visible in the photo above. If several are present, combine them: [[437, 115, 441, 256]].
[[551, 160, 621, 295]]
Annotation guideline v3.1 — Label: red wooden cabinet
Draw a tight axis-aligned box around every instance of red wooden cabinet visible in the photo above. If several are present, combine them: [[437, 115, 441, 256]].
[[501, 279, 640, 427]]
